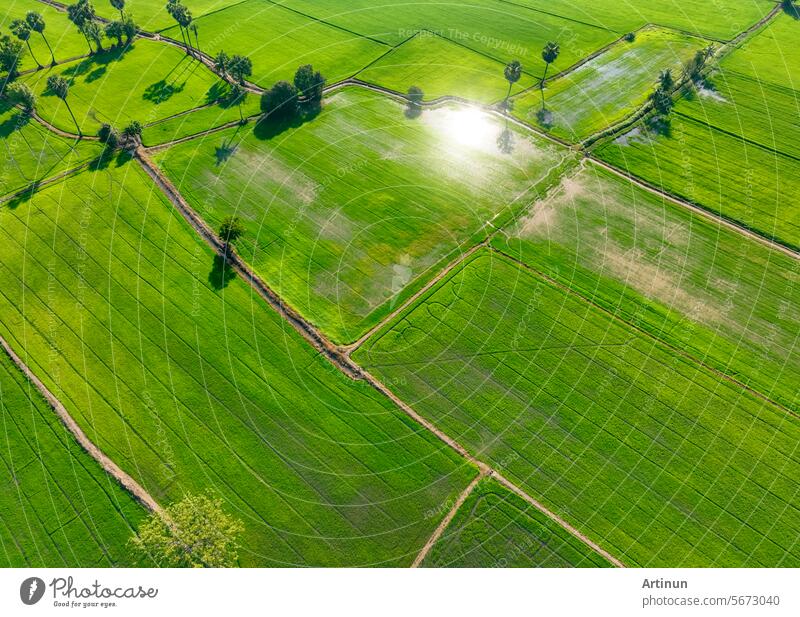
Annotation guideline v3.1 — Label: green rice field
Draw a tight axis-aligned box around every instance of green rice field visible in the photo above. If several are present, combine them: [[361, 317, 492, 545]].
[[0, 351, 146, 567], [355, 252, 800, 567]]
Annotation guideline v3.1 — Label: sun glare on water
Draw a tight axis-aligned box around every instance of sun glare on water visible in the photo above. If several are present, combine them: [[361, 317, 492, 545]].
[[442, 108, 496, 149]]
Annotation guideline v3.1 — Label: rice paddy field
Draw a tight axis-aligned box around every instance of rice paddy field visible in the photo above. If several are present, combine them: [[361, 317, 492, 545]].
[[22, 40, 221, 136], [513, 28, 705, 142], [355, 252, 800, 567], [0, 161, 474, 566], [1, 0, 799, 571], [421, 478, 614, 567], [154, 86, 575, 343], [0, 351, 146, 567]]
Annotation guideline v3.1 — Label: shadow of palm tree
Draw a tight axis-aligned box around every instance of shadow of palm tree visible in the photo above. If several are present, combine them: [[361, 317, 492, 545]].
[[208, 253, 236, 289], [143, 79, 186, 104]]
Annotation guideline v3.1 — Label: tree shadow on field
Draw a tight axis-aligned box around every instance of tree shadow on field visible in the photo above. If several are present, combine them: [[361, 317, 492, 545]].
[[214, 124, 243, 165], [205, 81, 231, 106], [253, 104, 321, 141], [782, 1, 799, 20], [0, 109, 31, 138], [208, 253, 237, 290], [143, 79, 186, 104], [88, 147, 133, 171]]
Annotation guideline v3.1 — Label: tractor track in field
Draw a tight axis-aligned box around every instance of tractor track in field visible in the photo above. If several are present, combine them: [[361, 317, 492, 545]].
[[0, 335, 162, 515]]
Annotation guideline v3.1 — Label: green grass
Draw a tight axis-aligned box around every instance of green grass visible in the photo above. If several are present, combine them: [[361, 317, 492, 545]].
[[162, 0, 390, 88], [513, 28, 704, 142], [274, 0, 620, 77], [0, 100, 102, 199], [0, 160, 475, 566], [357, 33, 534, 104], [595, 113, 800, 249], [154, 86, 575, 343], [422, 478, 613, 567], [674, 69, 800, 160], [22, 40, 222, 136], [355, 251, 800, 567], [95, 0, 243, 32], [141, 89, 262, 147], [0, 351, 145, 567], [494, 162, 800, 414], [511, 0, 774, 41], [2, 0, 91, 73]]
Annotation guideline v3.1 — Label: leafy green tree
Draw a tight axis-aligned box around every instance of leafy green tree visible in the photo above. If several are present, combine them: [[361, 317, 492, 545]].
[[540, 41, 560, 110], [98, 122, 119, 148], [26, 12, 55, 66], [659, 68, 674, 92], [47, 75, 81, 134], [81, 19, 104, 52], [294, 64, 325, 106], [130, 493, 244, 568], [7, 82, 36, 112], [227, 54, 252, 85], [10, 19, 42, 68], [0, 35, 25, 81], [651, 87, 673, 116], [110, 0, 125, 19], [219, 215, 245, 255], [213, 49, 229, 81], [122, 15, 137, 44], [123, 119, 142, 139], [503, 59, 522, 107], [105, 20, 124, 47], [67, 0, 97, 54], [260, 80, 298, 120]]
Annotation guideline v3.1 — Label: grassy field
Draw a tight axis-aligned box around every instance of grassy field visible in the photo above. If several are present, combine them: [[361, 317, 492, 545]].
[[95, 0, 242, 32], [0, 351, 145, 567], [141, 91, 262, 146], [275, 0, 619, 77], [155, 86, 575, 343], [0, 160, 475, 566], [511, 0, 774, 40], [22, 40, 221, 136], [595, 113, 800, 249], [494, 163, 800, 413], [513, 28, 704, 142], [162, 0, 390, 88], [0, 100, 102, 199], [422, 478, 613, 567], [357, 33, 534, 104], [2, 0, 91, 73], [355, 251, 800, 567]]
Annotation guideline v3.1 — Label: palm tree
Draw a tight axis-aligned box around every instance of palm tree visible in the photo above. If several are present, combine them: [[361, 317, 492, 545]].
[[81, 20, 104, 52], [67, 0, 96, 54], [540, 41, 560, 110], [503, 60, 522, 108], [10, 19, 42, 68], [47, 75, 81, 135], [229, 83, 246, 123], [25, 12, 55, 66], [110, 0, 125, 19], [214, 50, 229, 81]]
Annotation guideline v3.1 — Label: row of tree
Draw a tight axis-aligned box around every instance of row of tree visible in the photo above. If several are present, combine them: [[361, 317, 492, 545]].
[[67, 0, 137, 56], [260, 64, 326, 120]]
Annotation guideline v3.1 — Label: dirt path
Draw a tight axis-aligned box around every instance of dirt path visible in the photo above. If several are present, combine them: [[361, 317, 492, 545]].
[[0, 335, 162, 514], [412, 470, 487, 567]]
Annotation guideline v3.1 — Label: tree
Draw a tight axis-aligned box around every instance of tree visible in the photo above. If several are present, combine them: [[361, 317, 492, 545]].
[[651, 87, 673, 116], [659, 69, 674, 92], [110, 0, 125, 19], [105, 20, 124, 47], [0, 35, 25, 81], [213, 50, 229, 81], [167, 2, 193, 55], [26, 12, 55, 66], [219, 216, 245, 255], [7, 82, 36, 112], [67, 0, 97, 54], [47, 75, 81, 134], [122, 119, 142, 140], [122, 15, 137, 44], [229, 83, 246, 123], [227, 54, 252, 85], [81, 19, 104, 52], [130, 493, 244, 568], [10, 19, 42, 68], [98, 122, 119, 148], [293, 64, 325, 106], [503, 59, 522, 108], [260, 80, 298, 120], [540, 41, 560, 110]]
